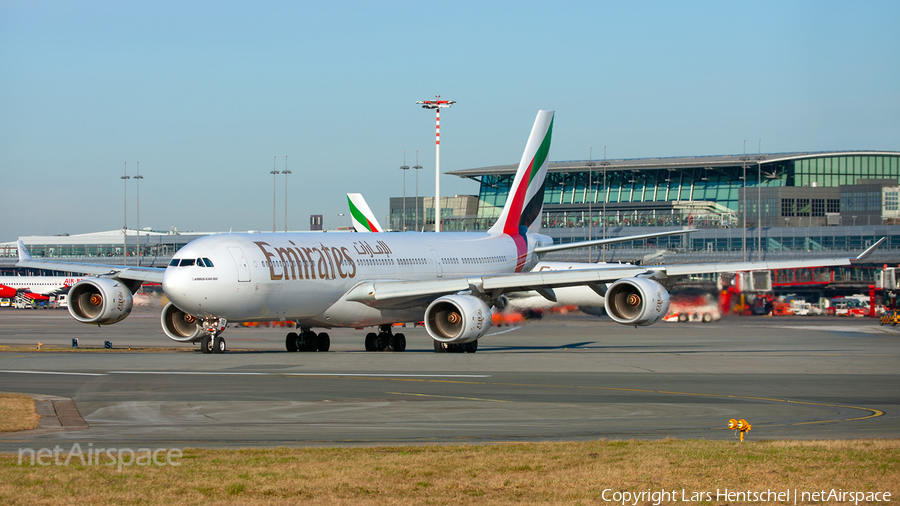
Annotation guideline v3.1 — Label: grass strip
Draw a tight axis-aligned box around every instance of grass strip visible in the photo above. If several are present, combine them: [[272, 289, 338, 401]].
[[1, 439, 897, 505], [0, 394, 39, 433]]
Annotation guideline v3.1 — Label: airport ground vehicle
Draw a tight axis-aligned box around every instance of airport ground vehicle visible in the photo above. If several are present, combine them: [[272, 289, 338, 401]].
[[664, 293, 721, 323], [792, 301, 824, 316], [829, 298, 868, 317], [880, 309, 900, 326], [53, 294, 68, 309]]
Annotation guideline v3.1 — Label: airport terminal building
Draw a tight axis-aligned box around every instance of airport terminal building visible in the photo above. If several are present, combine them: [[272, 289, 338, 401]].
[[421, 150, 900, 264]]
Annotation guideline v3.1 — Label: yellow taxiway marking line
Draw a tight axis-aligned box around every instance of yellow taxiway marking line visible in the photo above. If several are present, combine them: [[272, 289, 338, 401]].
[[792, 406, 885, 425], [386, 392, 509, 403]]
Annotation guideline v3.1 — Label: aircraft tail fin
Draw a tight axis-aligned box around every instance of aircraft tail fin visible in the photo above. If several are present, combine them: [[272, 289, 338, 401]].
[[347, 193, 384, 232], [488, 110, 554, 236], [16, 240, 33, 262]]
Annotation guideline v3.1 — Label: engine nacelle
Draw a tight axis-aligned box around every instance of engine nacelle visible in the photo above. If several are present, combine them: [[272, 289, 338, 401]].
[[604, 277, 670, 326], [68, 278, 133, 325], [161, 302, 203, 342], [425, 295, 492, 344]]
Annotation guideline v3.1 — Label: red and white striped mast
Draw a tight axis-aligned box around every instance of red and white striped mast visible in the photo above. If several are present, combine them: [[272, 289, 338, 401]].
[[416, 96, 455, 232]]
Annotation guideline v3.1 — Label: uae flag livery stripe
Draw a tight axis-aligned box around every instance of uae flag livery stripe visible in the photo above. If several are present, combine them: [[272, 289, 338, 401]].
[[486, 111, 553, 271], [347, 195, 380, 232]]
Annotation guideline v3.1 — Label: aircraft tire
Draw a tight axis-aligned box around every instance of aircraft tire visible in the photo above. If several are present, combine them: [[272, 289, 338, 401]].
[[316, 332, 330, 352], [391, 333, 406, 352], [374, 334, 388, 352], [303, 332, 318, 352], [678, 313, 688, 322], [286, 332, 299, 352], [433, 340, 447, 353], [213, 336, 226, 354], [464, 340, 478, 353], [201, 336, 213, 354], [365, 332, 377, 352]]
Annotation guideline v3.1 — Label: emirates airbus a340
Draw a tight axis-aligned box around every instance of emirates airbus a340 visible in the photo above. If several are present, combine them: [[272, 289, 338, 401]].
[[16, 111, 883, 354]]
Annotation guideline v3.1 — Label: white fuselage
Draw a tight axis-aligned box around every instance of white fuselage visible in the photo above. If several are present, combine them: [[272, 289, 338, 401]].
[[503, 261, 633, 310], [0, 276, 84, 295], [163, 231, 550, 327]]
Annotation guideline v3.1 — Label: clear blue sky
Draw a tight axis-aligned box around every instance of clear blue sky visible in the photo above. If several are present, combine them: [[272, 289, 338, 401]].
[[2, 1, 898, 240]]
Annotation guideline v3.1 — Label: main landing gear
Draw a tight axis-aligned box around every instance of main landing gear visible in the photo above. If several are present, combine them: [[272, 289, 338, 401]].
[[286, 327, 330, 352], [199, 317, 227, 354], [433, 340, 478, 353], [365, 324, 406, 352]]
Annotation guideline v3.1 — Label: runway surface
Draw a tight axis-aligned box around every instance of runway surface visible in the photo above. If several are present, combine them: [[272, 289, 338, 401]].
[[1, 307, 898, 450]]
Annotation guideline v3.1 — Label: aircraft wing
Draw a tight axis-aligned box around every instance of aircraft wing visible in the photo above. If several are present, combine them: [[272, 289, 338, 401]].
[[533, 229, 698, 254], [15, 240, 165, 284], [346, 239, 883, 308]]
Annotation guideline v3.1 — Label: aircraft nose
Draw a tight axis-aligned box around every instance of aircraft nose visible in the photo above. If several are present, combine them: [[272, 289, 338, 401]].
[[162, 267, 197, 312]]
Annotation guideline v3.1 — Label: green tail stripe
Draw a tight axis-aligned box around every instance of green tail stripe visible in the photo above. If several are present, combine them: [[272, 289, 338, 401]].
[[527, 116, 553, 186], [347, 196, 373, 231]]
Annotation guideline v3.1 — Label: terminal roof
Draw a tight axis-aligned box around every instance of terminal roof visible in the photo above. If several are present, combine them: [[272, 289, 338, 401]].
[[447, 150, 900, 177]]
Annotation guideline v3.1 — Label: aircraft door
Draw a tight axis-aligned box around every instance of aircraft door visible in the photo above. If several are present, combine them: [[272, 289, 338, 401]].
[[228, 246, 251, 282], [431, 249, 443, 278]]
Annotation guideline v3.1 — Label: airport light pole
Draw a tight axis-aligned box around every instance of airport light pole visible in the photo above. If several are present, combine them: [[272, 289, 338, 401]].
[[742, 141, 749, 262], [134, 161, 143, 266], [339, 213, 345, 229], [413, 151, 422, 232], [416, 97, 455, 232], [283, 156, 291, 233], [586, 148, 595, 262], [400, 152, 409, 231], [757, 140, 763, 262], [601, 146, 610, 262], [121, 162, 130, 266], [270, 156, 280, 233]]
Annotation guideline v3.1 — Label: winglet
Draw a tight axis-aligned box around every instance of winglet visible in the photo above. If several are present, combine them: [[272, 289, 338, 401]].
[[16, 240, 33, 262], [851, 237, 885, 262]]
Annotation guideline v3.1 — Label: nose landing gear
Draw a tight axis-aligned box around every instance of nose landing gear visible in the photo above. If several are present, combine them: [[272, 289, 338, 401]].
[[364, 324, 406, 352], [199, 317, 228, 354], [285, 327, 330, 352]]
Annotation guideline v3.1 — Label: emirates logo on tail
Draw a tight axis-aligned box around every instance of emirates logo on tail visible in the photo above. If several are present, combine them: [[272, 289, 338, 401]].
[[487, 110, 554, 271]]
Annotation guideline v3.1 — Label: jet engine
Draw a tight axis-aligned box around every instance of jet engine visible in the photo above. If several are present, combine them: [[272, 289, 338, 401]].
[[68, 278, 133, 325], [425, 295, 492, 344], [161, 302, 202, 342], [604, 277, 670, 326]]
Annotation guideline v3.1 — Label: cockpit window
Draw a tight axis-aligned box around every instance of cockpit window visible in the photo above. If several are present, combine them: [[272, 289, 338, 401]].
[[179, 258, 195, 267], [196, 258, 204, 267], [169, 259, 179, 267], [203, 258, 214, 267]]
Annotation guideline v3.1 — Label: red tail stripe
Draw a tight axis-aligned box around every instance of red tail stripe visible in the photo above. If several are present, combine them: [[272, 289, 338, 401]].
[[502, 158, 535, 236]]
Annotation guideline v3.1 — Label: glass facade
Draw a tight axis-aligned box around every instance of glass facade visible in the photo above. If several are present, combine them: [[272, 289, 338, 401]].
[[793, 155, 900, 187], [473, 154, 900, 230], [547, 228, 899, 254]]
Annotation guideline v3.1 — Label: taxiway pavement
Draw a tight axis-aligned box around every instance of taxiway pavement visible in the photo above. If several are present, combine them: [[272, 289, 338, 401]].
[[0, 308, 898, 450]]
